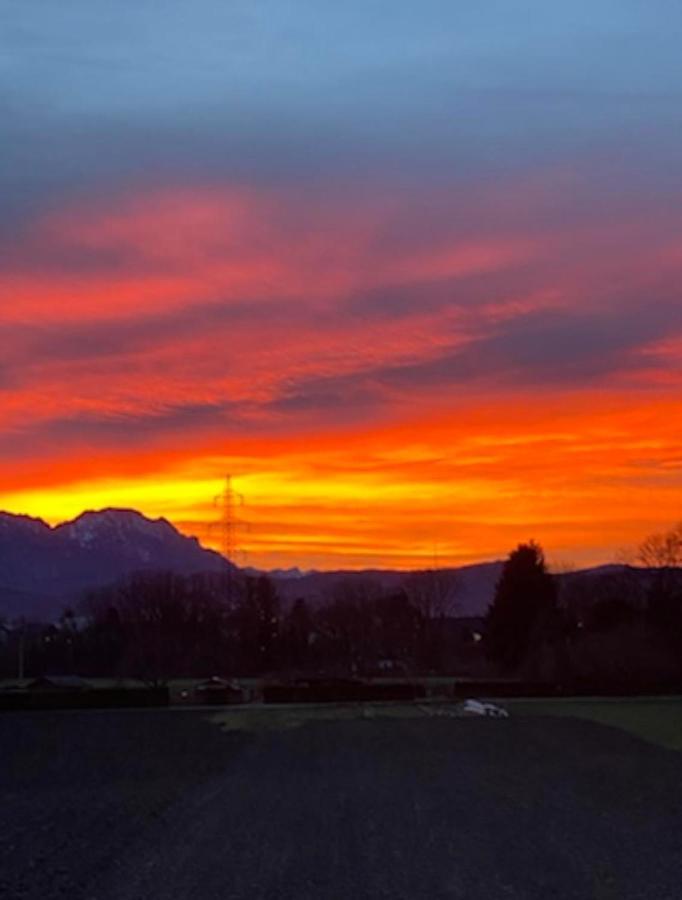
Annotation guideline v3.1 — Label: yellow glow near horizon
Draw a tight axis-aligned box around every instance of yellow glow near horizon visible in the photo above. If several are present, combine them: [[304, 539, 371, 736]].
[[0, 476, 225, 527], [2, 405, 681, 572]]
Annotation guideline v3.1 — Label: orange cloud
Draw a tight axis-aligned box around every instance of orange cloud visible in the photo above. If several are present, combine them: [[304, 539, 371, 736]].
[[2, 178, 682, 570]]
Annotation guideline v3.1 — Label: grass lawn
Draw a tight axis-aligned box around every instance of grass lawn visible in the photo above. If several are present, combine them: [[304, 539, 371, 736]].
[[4, 673, 681, 753], [210, 701, 432, 732], [210, 695, 682, 750], [508, 697, 682, 751]]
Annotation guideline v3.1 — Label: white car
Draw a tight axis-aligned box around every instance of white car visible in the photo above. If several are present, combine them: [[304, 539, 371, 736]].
[[462, 698, 509, 718]]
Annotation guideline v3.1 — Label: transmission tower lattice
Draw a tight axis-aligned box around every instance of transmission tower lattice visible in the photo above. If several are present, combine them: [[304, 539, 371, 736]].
[[212, 475, 247, 603], [214, 475, 245, 565]]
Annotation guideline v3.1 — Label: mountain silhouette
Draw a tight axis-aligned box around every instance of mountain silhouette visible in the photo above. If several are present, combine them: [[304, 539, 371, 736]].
[[0, 508, 232, 620]]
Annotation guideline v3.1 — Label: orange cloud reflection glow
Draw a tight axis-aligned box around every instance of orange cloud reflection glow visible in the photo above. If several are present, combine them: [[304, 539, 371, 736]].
[[1, 181, 681, 570]]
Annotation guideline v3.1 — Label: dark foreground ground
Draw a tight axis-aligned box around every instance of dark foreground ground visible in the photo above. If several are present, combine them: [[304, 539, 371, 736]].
[[1, 707, 681, 900]]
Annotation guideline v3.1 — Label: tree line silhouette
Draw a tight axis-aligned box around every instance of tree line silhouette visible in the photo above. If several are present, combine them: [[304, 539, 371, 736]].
[[2, 523, 682, 691], [0, 569, 466, 683]]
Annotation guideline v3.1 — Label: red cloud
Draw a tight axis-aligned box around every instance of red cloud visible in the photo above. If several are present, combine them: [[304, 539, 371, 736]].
[[2, 177, 682, 568]]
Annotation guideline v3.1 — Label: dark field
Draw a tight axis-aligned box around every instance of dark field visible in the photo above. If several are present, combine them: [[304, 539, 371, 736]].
[[2, 706, 682, 900]]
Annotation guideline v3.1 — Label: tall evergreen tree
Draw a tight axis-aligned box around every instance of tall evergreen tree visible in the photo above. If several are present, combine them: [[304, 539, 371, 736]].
[[485, 541, 557, 670]]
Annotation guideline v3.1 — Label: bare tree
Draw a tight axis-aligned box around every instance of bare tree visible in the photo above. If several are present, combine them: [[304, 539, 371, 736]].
[[637, 523, 682, 569], [404, 569, 460, 672], [404, 568, 460, 620], [636, 523, 682, 640]]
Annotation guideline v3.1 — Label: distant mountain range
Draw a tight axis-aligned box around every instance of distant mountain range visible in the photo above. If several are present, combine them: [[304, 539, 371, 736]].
[[0, 509, 233, 621], [0, 507, 652, 623], [265, 562, 506, 619]]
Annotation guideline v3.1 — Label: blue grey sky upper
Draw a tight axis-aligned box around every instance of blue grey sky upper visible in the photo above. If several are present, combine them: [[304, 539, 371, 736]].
[[3, 1, 682, 225]]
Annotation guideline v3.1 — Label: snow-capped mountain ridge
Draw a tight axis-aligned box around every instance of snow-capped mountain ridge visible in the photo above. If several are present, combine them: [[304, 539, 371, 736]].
[[57, 508, 183, 549], [0, 508, 233, 620], [0, 511, 50, 536]]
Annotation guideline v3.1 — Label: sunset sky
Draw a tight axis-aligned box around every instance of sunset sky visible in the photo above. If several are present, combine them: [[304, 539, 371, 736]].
[[2, 2, 681, 570]]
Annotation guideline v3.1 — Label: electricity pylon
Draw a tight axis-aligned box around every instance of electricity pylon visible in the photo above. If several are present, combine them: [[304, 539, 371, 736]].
[[213, 475, 245, 601]]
